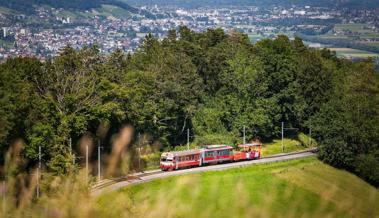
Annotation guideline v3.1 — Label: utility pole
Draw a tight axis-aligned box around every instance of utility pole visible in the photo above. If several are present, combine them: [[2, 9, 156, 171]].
[[37, 146, 41, 198], [309, 127, 312, 147], [281, 122, 298, 153], [69, 138, 75, 165], [281, 122, 284, 153], [138, 133, 141, 172], [2, 179, 5, 215], [243, 126, 246, 144], [187, 128, 190, 150], [86, 144, 89, 183], [69, 138, 72, 155], [98, 140, 101, 181]]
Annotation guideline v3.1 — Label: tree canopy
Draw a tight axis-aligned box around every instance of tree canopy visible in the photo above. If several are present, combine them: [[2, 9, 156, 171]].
[[0, 28, 378, 186]]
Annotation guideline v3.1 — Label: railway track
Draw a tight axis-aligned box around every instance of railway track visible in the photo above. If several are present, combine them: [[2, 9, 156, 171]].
[[91, 148, 317, 196]]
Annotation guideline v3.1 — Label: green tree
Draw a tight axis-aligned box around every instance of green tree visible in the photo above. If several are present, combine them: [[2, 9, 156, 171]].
[[0, 57, 40, 163]]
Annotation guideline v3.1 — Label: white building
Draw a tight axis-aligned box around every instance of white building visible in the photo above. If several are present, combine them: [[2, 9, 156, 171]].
[[2, 27, 8, 37]]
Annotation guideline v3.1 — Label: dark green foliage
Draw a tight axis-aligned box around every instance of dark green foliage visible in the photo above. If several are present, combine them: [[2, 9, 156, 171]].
[[0, 57, 41, 163], [0, 0, 139, 15], [354, 151, 379, 187], [312, 60, 379, 186], [0, 28, 378, 187]]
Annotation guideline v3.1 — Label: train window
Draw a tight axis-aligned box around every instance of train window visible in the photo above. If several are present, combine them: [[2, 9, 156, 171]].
[[217, 150, 229, 156]]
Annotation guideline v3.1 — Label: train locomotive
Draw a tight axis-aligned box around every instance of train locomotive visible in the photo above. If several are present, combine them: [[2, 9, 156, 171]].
[[160, 143, 261, 171]]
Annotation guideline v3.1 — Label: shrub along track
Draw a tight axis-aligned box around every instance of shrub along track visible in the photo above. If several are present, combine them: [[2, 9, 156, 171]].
[[91, 148, 317, 196]]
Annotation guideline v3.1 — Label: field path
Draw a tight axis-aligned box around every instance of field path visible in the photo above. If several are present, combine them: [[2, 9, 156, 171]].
[[92, 149, 316, 196]]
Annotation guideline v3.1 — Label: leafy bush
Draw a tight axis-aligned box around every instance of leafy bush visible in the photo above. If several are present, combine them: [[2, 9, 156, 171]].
[[141, 153, 161, 170], [297, 132, 316, 147], [354, 151, 379, 187]]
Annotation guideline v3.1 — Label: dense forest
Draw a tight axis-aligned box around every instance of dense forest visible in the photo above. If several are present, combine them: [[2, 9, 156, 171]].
[[0, 27, 378, 186], [0, 0, 139, 15]]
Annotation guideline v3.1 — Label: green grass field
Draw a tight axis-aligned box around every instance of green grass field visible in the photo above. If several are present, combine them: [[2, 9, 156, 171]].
[[96, 157, 379, 218], [0, 6, 15, 14], [329, 48, 379, 58], [52, 4, 132, 20], [261, 132, 315, 156], [334, 23, 369, 32], [80, 4, 131, 20], [248, 31, 295, 43], [320, 23, 379, 41], [361, 42, 379, 48]]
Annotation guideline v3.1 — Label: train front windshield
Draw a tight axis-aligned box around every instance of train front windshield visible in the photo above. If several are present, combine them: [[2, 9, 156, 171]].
[[161, 157, 173, 162]]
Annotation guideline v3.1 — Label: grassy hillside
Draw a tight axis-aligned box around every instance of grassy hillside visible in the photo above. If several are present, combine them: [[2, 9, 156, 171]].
[[261, 135, 315, 156], [329, 48, 379, 58], [96, 157, 379, 218]]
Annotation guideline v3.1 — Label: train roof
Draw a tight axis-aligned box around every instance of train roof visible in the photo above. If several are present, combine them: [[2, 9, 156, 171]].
[[237, 143, 261, 148], [161, 149, 201, 157], [202, 144, 233, 150]]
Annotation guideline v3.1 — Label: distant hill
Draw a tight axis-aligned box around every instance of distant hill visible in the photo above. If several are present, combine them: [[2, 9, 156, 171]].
[[125, 0, 379, 9], [0, 0, 151, 17]]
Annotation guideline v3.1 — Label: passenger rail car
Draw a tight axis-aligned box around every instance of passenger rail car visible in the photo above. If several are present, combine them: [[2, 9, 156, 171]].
[[160, 149, 201, 171], [160, 143, 261, 171], [202, 145, 233, 164]]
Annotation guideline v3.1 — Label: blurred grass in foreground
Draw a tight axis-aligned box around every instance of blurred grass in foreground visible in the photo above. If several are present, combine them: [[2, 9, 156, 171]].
[[97, 157, 379, 218], [1, 157, 377, 218]]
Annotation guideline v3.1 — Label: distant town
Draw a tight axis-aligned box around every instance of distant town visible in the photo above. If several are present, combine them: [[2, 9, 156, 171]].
[[0, 4, 378, 61]]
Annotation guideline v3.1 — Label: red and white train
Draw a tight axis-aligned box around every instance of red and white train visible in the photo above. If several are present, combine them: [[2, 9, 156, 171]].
[[160, 143, 261, 171]]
